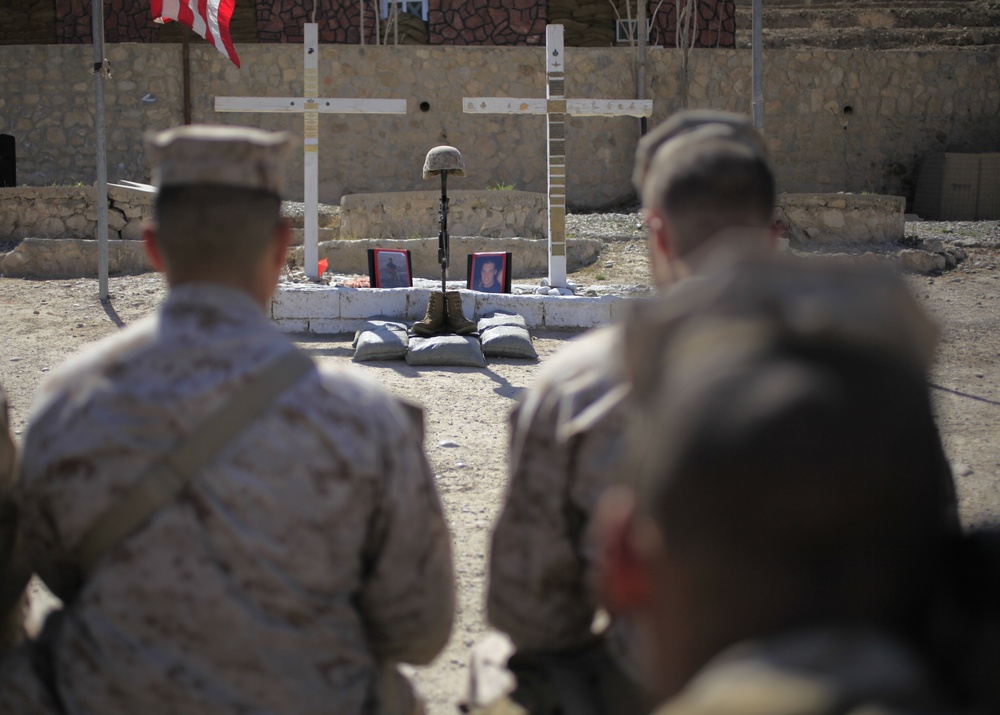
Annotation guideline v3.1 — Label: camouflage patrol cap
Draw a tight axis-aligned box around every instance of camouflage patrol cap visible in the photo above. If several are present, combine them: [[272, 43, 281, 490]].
[[633, 110, 771, 192], [146, 124, 292, 196]]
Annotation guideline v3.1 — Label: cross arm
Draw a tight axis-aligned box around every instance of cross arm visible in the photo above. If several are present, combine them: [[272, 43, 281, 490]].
[[215, 97, 407, 114], [565, 99, 653, 117]]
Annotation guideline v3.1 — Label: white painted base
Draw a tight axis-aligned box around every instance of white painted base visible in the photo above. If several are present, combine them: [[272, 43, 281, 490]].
[[271, 283, 634, 334]]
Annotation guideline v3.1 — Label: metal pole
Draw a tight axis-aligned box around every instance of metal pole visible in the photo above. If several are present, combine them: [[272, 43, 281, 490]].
[[92, 0, 109, 300], [752, 0, 763, 130], [637, 0, 647, 135], [182, 33, 191, 125]]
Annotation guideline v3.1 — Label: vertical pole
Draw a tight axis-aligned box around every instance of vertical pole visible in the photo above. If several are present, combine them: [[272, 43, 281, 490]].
[[303, 23, 320, 280], [752, 0, 763, 130], [637, 0, 647, 135], [92, 0, 109, 300], [182, 33, 191, 125], [545, 25, 567, 288]]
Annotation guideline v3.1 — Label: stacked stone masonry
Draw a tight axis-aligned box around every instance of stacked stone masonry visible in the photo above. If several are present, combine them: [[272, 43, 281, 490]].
[[37, 0, 730, 48], [0, 44, 997, 207]]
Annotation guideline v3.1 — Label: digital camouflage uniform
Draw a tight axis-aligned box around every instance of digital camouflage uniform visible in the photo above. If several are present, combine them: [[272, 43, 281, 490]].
[[489, 325, 630, 654], [2, 283, 453, 715], [654, 629, 954, 715]]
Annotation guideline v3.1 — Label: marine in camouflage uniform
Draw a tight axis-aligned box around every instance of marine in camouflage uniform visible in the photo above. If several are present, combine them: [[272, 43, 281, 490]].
[[1, 126, 453, 715], [486, 112, 780, 709], [601, 258, 963, 715]]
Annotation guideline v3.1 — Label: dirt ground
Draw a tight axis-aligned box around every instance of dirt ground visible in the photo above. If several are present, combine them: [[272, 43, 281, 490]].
[[0, 239, 999, 714]]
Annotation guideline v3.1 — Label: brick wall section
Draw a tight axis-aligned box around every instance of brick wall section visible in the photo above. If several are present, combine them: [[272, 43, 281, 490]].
[[38, 0, 728, 48], [430, 0, 547, 46], [54, 0, 258, 44], [650, 1, 736, 49]]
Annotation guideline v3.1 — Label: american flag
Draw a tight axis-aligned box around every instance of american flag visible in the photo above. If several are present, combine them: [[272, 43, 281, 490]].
[[152, 0, 241, 68]]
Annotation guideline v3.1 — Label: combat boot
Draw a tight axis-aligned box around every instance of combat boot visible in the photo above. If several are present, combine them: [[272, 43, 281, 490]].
[[412, 292, 447, 336], [445, 291, 478, 335]]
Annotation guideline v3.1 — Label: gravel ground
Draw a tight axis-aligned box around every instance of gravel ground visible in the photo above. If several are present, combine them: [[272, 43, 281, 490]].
[[0, 214, 999, 714]]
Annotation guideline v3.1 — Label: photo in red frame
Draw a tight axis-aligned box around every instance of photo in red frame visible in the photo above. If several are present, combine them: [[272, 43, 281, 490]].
[[467, 252, 512, 294], [367, 248, 413, 288]]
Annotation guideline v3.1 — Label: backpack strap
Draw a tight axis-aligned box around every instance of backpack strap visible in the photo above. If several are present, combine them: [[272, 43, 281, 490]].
[[73, 349, 314, 577]]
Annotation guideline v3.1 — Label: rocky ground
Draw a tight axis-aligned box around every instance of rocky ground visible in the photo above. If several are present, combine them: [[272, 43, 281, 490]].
[[0, 217, 998, 714]]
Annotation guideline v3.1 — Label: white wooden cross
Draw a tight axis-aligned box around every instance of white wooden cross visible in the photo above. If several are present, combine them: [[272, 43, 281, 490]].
[[464, 25, 652, 287], [215, 24, 406, 280]]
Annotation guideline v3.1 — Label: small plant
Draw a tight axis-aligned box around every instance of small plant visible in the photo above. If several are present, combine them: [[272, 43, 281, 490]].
[[595, 273, 607, 281], [486, 180, 515, 191]]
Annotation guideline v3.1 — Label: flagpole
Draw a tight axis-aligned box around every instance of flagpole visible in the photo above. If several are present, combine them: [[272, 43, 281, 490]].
[[92, 0, 109, 301]]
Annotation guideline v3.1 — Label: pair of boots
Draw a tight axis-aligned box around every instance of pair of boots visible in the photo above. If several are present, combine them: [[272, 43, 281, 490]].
[[413, 291, 477, 336]]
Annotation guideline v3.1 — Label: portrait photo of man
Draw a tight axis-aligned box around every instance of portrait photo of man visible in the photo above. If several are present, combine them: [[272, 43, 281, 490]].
[[468, 252, 510, 294]]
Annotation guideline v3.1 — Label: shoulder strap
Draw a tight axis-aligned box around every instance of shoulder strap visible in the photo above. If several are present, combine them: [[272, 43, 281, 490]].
[[74, 349, 314, 577]]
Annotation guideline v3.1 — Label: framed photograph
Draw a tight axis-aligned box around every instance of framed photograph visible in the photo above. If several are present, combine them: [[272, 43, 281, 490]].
[[367, 248, 413, 288], [467, 252, 512, 294]]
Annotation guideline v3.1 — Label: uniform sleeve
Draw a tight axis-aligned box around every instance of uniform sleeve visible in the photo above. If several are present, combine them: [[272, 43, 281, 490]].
[[487, 387, 596, 652], [358, 399, 454, 666]]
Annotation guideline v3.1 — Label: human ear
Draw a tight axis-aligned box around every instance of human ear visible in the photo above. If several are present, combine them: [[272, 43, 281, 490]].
[[142, 225, 166, 273], [593, 486, 653, 614]]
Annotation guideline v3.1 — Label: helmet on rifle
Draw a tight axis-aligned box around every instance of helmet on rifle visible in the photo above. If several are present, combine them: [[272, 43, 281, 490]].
[[423, 145, 466, 179]]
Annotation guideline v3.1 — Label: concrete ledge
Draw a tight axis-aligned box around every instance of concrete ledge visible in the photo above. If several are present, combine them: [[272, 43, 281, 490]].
[[288, 236, 602, 280], [271, 283, 635, 333]]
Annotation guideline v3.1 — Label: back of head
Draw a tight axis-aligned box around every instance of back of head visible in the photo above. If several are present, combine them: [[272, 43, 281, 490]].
[[146, 124, 291, 279], [623, 259, 956, 630], [636, 111, 776, 259]]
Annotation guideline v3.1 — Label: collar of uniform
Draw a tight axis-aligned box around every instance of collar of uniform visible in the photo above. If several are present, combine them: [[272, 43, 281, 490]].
[[160, 283, 272, 330]]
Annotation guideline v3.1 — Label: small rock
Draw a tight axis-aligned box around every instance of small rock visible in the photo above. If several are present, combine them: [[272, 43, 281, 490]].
[[9, 357, 21, 362], [603, 261, 615, 268], [547, 288, 561, 296], [535, 286, 549, 295], [952, 462, 974, 477], [439, 440, 460, 448], [540, 278, 550, 287], [76, 323, 84, 328], [898, 249, 945, 274], [922, 237, 944, 252], [975, 373, 984, 379], [456, 462, 466, 468], [557, 287, 574, 296]]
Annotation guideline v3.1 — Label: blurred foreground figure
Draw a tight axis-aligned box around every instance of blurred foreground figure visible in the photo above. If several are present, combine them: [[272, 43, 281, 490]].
[[483, 111, 778, 714], [599, 258, 1000, 715], [1, 125, 453, 715], [0, 384, 29, 654]]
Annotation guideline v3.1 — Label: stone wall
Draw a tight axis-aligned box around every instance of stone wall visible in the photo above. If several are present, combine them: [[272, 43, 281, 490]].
[[776, 193, 905, 245], [1, 44, 997, 207], [0, 185, 153, 242], [340, 190, 548, 239]]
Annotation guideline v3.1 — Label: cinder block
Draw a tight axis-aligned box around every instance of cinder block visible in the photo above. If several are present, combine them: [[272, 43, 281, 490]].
[[273, 318, 309, 333], [309, 318, 370, 335], [475, 293, 545, 328], [406, 288, 436, 320], [609, 294, 639, 324], [339, 287, 409, 319], [543, 296, 614, 329], [272, 285, 341, 320]]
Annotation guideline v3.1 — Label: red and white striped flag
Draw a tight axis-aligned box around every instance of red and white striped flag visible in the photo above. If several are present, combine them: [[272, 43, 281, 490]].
[[152, 0, 241, 68]]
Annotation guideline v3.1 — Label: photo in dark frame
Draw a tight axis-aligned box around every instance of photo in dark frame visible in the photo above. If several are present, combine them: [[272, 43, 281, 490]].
[[467, 252, 512, 294], [367, 248, 413, 288]]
